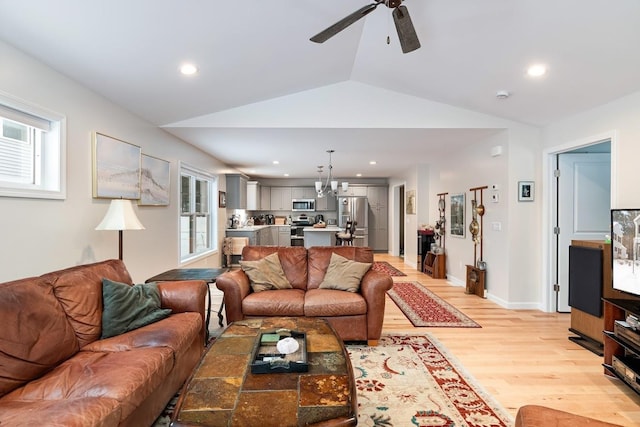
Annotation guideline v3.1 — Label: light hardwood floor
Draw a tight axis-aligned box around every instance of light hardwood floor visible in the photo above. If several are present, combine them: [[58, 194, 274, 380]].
[[376, 253, 640, 426]]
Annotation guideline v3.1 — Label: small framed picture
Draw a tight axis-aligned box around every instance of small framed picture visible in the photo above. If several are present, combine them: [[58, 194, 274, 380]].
[[518, 181, 534, 202], [219, 191, 227, 208]]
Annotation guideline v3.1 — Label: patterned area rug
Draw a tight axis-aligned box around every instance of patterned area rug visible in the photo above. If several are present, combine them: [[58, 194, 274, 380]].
[[388, 282, 480, 328], [351, 334, 513, 426], [372, 261, 407, 277]]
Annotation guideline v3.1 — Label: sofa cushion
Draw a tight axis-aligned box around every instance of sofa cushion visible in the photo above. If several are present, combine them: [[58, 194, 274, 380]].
[[101, 279, 172, 339], [240, 252, 292, 292], [242, 289, 305, 317], [319, 253, 371, 292], [304, 289, 368, 317], [84, 312, 202, 354], [4, 346, 174, 422], [42, 259, 134, 348], [0, 396, 122, 427], [0, 278, 79, 398], [307, 246, 374, 289], [242, 246, 309, 290]]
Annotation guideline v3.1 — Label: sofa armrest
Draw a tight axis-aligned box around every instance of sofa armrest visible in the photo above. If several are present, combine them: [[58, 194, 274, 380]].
[[360, 270, 394, 341], [157, 280, 207, 344], [215, 269, 252, 322]]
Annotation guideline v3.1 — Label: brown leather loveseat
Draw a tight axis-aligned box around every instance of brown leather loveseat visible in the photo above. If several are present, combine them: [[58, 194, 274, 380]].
[[216, 246, 393, 345], [0, 259, 207, 427]]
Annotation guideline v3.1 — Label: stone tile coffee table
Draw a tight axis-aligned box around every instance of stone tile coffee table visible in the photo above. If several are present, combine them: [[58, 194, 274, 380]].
[[171, 317, 357, 427]]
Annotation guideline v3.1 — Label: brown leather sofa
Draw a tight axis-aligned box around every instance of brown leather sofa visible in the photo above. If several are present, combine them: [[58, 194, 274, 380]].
[[216, 246, 393, 345], [515, 405, 624, 427], [0, 259, 207, 427]]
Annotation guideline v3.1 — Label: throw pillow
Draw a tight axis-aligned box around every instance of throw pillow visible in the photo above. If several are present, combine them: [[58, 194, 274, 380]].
[[101, 278, 172, 339], [240, 252, 292, 292], [319, 252, 372, 292]]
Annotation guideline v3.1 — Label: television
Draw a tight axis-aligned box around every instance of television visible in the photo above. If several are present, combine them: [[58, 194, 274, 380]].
[[611, 208, 640, 297]]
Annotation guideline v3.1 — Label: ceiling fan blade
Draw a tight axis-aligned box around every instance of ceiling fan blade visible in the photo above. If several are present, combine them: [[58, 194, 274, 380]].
[[393, 5, 421, 53], [310, 2, 381, 43]]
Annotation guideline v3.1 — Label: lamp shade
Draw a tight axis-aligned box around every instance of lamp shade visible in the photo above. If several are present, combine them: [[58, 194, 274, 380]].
[[96, 199, 145, 231]]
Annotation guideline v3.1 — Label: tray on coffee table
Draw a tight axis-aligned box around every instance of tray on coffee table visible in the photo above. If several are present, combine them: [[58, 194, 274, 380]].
[[251, 329, 308, 374]]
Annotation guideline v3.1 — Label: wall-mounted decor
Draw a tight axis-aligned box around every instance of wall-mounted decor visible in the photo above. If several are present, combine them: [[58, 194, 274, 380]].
[[92, 132, 141, 199], [139, 154, 170, 206], [450, 193, 465, 238], [406, 190, 416, 215], [518, 181, 534, 202], [219, 191, 227, 208]]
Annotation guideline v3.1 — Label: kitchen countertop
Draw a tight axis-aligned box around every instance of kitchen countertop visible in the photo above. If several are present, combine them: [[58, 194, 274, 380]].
[[303, 226, 341, 232], [226, 225, 290, 231]]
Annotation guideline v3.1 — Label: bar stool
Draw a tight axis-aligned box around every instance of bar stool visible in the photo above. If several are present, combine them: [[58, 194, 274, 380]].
[[336, 221, 357, 246]]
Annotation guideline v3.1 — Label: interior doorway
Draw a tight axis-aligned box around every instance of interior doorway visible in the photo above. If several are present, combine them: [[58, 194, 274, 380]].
[[547, 138, 612, 312]]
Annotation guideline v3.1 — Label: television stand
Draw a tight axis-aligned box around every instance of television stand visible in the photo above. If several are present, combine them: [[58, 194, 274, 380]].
[[568, 327, 603, 356], [602, 298, 640, 396]]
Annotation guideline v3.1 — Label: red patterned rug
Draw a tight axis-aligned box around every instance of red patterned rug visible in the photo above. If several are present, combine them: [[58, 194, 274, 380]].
[[372, 261, 407, 276], [350, 334, 512, 426], [388, 281, 480, 327]]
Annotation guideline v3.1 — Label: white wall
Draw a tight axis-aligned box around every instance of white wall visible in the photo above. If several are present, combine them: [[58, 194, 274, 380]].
[[0, 40, 228, 283]]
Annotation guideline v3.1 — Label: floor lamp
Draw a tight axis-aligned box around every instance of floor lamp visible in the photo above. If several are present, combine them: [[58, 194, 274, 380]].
[[95, 199, 145, 260]]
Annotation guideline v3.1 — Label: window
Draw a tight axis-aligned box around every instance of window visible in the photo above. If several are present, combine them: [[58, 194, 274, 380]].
[[180, 163, 217, 262], [0, 93, 65, 199]]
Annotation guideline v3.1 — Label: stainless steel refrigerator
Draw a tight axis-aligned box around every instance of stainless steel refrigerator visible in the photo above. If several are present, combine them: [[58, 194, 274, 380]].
[[338, 196, 369, 247]]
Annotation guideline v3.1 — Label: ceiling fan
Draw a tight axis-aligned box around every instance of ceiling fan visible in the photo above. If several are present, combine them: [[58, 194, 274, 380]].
[[310, 0, 420, 54]]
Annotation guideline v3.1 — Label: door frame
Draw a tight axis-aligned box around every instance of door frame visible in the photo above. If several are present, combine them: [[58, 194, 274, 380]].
[[541, 130, 618, 312]]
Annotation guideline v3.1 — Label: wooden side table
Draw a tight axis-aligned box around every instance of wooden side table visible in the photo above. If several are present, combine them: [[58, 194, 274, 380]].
[[146, 268, 229, 338]]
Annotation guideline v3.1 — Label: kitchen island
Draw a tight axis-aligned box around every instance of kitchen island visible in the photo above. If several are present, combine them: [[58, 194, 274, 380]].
[[303, 226, 341, 248]]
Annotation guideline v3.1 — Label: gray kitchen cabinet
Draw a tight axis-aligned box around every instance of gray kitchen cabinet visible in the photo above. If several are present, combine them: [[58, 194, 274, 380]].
[[247, 181, 260, 211], [257, 226, 272, 245], [291, 187, 316, 199], [316, 194, 337, 212], [341, 185, 367, 197], [367, 185, 389, 251], [278, 226, 291, 246], [226, 174, 248, 209], [260, 186, 271, 211], [270, 187, 292, 211]]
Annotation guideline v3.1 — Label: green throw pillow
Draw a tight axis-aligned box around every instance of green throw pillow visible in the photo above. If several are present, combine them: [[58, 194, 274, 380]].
[[101, 278, 172, 339], [319, 252, 372, 292], [240, 252, 292, 292]]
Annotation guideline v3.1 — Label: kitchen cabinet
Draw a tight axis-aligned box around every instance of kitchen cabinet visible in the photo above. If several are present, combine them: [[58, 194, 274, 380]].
[[341, 185, 367, 197], [367, 185, 388, 251], [316, 194, 337, 212], [257, 226, 272, 245], [260, 186, 271, 211], [226, 174, 248, 209], [247, 181, 260, 211], [270, 187, 292, 211], [278, 226, 291, 246], [291, 187, 316, 199]]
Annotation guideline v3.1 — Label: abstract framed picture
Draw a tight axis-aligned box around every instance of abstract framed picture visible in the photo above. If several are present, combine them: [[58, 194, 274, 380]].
[[406, 190, 416, 215], [92, 132, 141, 199], [518, 181, 534, 202], [139, 154, 170, 206], [219, 191, 227, 208], [450, 193, 465, 238]]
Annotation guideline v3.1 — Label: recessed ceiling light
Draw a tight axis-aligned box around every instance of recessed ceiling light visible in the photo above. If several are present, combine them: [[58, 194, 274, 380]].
[[356, 173, 362, 177], [369, 161, 377, 165], [527, 64, 547, 77], [273, 160, 279, 165], [283, 173, 289, 177], [180, 63, 198, 75]]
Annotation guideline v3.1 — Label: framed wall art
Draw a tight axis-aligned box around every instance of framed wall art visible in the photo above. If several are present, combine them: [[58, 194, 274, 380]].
[[406, 190, 416, 215], [450, 193, 465, 238], [92, 132, 141, 199], [139, 154, 170, 206], [219, 191, 227, 208], [518, 181, 534, 202]]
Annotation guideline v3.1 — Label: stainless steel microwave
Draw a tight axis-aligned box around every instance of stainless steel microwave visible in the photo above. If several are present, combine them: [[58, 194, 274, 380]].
[[292, 199, 315, 212]]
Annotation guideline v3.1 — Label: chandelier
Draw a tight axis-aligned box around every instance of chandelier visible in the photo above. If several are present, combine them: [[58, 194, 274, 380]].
[[315, 149, 349, 198]]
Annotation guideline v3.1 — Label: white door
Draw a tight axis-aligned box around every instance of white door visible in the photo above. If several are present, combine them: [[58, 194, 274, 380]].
[[556, 152, 611, 312]]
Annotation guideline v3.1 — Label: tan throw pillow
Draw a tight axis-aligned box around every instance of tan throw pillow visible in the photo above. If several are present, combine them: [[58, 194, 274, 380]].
[[240, 252, 292, 292], [319, 253, 372, 292]]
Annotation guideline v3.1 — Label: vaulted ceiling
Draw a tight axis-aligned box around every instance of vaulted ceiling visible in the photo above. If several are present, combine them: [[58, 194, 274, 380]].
[[1, 0, 639, 179]]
